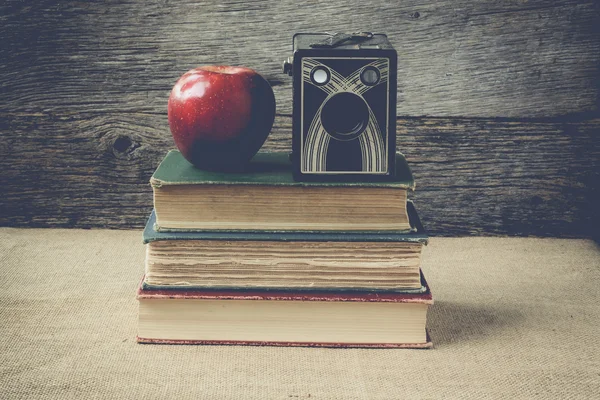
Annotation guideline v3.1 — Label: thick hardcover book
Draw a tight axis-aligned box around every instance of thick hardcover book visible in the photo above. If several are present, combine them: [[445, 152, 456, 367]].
[[142, 202, 428, 292], [144, 200, 426, 243], [137, 272, 433, 348], [151, 150, 415, 232]]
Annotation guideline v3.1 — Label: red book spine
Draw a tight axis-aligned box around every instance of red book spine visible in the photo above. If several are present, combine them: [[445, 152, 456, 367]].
[[136, 334, 433, 349]]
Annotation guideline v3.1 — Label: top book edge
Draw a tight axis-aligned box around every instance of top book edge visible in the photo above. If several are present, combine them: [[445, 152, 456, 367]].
[[150, 150, 415, 189]]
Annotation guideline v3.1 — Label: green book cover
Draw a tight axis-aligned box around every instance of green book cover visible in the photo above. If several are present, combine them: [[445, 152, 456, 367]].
[[150, 150, 415, 189], [143, 201, 428, 244]]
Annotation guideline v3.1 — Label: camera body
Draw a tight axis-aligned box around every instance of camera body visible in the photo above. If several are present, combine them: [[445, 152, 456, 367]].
[[286, 33, 397, 181]]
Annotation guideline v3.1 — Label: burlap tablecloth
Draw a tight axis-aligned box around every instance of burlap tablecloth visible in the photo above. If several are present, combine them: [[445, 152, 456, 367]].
[[1, 228, 598, 399]]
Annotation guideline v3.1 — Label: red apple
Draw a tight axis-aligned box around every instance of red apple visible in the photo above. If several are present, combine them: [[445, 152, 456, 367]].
[[168, 66, 276, 170]]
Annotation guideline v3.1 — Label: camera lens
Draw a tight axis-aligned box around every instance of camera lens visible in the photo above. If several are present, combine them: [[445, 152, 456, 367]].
[[321, 92, 369, 141], [360, 66, 380, 86], [311, 67, 330, 85]]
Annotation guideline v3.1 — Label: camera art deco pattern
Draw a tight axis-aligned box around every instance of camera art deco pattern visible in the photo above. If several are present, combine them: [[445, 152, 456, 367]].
[[301, 58, 389, 173]]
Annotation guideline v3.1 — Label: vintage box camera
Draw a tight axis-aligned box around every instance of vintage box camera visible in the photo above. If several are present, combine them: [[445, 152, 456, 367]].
[[284, 32, 397, 181]]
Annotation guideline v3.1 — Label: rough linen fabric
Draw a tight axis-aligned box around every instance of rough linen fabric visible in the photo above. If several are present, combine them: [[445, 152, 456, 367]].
[[0, 229, 598, 399]]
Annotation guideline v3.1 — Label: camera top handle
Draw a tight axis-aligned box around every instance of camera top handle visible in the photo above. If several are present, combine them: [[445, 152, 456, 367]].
[[309, 32, 374, 49]]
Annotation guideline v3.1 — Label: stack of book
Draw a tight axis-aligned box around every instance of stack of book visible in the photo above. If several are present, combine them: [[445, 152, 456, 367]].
[[136, 150, 433, 348]]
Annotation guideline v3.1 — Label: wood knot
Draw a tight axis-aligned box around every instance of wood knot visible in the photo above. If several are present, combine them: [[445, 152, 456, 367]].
[[111, 135, 140, 159], [113, 136, 133, 153], [410, 11, 420, 19]]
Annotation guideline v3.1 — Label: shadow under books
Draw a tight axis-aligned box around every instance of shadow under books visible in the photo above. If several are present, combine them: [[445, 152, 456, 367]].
[[428, 300, 525, 347]]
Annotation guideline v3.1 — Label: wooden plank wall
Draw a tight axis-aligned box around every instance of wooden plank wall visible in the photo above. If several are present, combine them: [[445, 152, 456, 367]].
[[1, 0, 599, 236]]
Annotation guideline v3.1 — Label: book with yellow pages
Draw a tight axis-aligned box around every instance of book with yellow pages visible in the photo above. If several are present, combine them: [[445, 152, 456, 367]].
[[143, 201, 427, 292], [137, 271, 433, 348], [151, 150, 415, 232]]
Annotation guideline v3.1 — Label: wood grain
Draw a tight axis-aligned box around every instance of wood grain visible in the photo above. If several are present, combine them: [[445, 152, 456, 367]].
[[0, 0, 598, 118], [0, 0, 598, 236], [1, 114, 598, 236]]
